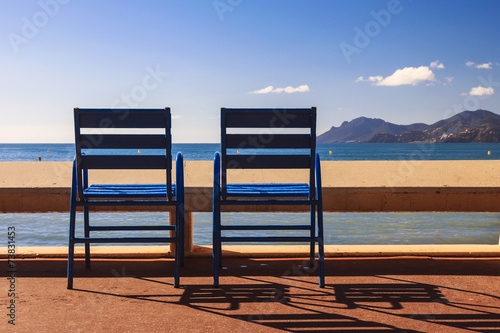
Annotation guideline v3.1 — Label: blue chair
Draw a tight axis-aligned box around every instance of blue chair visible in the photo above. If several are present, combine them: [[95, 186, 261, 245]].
[[67, 108, 184, 289], [213, 107, 325, 287]]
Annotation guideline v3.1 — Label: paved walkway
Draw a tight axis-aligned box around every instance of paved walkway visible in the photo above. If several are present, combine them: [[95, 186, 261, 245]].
[[3, 257, 500, 332]]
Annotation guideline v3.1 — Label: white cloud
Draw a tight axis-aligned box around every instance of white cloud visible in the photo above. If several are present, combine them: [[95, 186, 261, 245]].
[[275, 85, 310, 93], [249, 84, 309, 94], [355, 76, 383, 83], [367, 76, 383, 83], [356, 66, 436, 86], [469, 86, 495, 96], [172, 115, 181, 119], [375, 66, 436, 86], [460, 92, 468, 96], [430, 60, 445, 69], [251, 85, 274, 94], [475, 62, 493, 69], [445, 77, 454, 83], [466, 61, 493, 69]]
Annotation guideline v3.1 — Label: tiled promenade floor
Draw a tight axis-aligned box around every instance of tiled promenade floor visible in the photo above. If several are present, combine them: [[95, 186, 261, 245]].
[[2, 257, 500, 332]]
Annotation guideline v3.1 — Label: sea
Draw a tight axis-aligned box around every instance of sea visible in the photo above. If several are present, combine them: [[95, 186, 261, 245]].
[[1, 143, 500, 246], [2, 142, 500, 162]]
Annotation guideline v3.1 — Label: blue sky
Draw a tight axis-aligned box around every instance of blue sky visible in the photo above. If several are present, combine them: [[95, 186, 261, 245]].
[[1, 0, 500, 143]]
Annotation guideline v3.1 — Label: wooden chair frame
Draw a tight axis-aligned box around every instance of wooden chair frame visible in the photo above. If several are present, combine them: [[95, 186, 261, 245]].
[[213, 107, 325, 287], [67, 108, 184, 288]]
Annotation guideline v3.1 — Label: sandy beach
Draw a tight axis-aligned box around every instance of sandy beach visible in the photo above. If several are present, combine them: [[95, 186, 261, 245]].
[[1, 160, 500, 188], [1, 161, 500, 213]]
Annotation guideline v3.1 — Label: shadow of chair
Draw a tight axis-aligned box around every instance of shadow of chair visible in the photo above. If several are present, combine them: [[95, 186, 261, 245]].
[[179, 282, 423, 332], [333, 283, 446, 309], [67, 107, 184, 289], [213, 107, 324, 287], [180, 283, 290, 311]]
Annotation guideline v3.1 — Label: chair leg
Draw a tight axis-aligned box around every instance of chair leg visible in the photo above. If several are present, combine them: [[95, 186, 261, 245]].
[[216, 215, 222, 268], [317, 203, 325, 288], [218, 242, 223, 268], [179, 206, 185, 267], [217, 219, 222, 268], [83, 206, 90, 268], [215, 205, 222, 267], [213, 202, 220, 287], [67, 198, 77, 289], [309, 205, 316, 268], [174, 211, 180, 288]]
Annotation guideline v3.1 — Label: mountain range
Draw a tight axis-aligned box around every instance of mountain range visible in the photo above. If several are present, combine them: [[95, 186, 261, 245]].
[[317, 109, 500, 143]]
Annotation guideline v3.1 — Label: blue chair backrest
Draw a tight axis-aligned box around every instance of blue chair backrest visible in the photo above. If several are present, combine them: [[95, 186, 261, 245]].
[[220, 107, 317, 198], [74, 108, 172, 199]]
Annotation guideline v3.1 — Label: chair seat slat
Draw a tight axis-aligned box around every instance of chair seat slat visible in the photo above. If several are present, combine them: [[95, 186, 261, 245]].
[[220, 236, 321, 243], [89, 225, 175, 231], [225, 155, 311, 169], [224, 109, 312, 128], [83, 184, 175, 198], [81, 155, 167, 169], [80, 134, 167, 149], [77, 109, 168, 128], [226, 183, 310, 197], [226, 134, 311, 149], [220, 225, 312, 230], [73, 237, 177, 244]]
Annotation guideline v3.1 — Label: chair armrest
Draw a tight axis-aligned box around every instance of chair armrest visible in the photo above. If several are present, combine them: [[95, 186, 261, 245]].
[[315, 153, 323, 201], [71, 158, 80, 201], [83, 169, 88, 189], [71, 156, 87, 201], [175, 152, 184, 201], [79, 152, 89, 195], [213, 152, 221, 201]]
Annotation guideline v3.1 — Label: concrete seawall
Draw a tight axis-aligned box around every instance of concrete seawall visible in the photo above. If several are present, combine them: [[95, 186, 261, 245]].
[[1, 161, 499, 212], [1, 161, 499, 256]]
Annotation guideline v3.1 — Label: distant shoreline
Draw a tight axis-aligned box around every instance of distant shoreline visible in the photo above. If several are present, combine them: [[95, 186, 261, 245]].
[[1, 143, 500, 162], [318, 110, 500, 144]]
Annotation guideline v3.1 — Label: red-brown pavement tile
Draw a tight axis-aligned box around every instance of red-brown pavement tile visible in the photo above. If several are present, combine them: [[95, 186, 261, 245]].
[[2, 257, 500, 332]]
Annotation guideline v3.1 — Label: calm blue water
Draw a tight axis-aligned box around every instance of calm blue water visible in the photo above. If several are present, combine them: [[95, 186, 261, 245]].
[[1, 143, 499, 246], [1, 212, 499, 246], [1, 143, 500, 161]]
